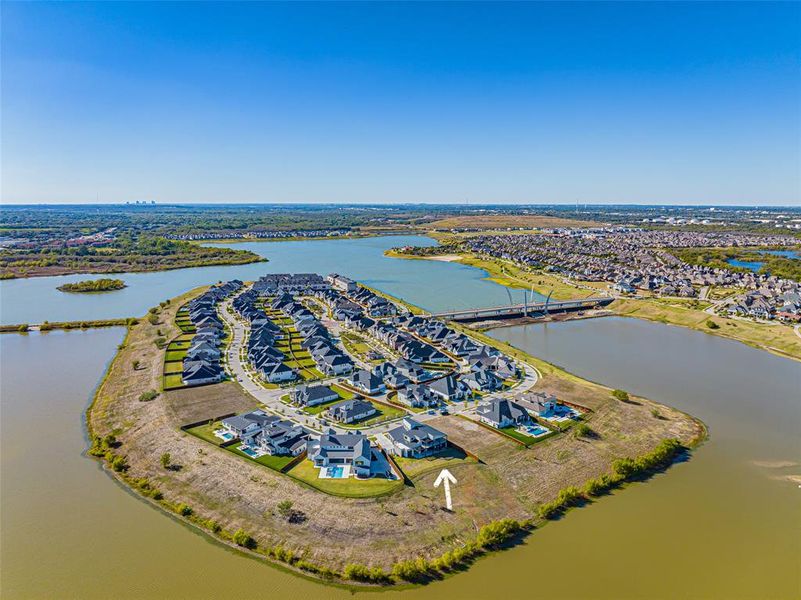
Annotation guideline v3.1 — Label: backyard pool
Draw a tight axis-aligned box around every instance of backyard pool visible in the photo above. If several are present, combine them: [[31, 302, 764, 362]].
[[240, 446, 264, 458], [319, 465, 350, 479], [213, 430, 234, 442], [522, 425, 550, 437]]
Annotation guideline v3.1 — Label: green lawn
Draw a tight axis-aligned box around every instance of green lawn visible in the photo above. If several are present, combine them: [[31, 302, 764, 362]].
[[176, 333, 195, 342], [498, 425, 553, 446], [339, 400, 407, 429], [163, 361, 183, 374], [228, 443, 295, 471], [163, 373, 185, 389], [168, 341, 191, 350], [330, 384, 355, 400], [394, 445, 476, 479], [286, 458, 403, 498], [184, 422, 224, 445], [165, 350, 187, 361]]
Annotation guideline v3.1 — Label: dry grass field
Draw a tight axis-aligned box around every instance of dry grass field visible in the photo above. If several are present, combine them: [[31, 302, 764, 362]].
[[428, 214, 602, 231]]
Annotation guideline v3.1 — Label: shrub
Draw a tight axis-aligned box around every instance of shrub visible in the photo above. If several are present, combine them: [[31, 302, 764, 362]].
[[177, 503, 193, 517], [706, 320, 720, 330], [132, 359, 140, 370], [154, 337, 166, 348], [343, 563, 389, 583], [276, 499, 294, 519], [232, 528, 257, 549], [475, 518, 521, 549], [39, 321, 52, 331], [139, 390, 159, 402], [574, 422, 592, 438], [160, 453, 171, 469], [18, 324, 28, 332], [147, 313, 159, 325], [611, 389, 630, 402], [111, 455, 129, 472]]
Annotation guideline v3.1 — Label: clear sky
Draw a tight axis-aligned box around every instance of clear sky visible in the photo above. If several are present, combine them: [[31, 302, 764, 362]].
[[1, 1, 799, 205]]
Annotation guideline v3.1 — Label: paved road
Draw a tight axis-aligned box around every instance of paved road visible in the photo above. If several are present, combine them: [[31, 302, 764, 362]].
[[218, 287, 541, 437]]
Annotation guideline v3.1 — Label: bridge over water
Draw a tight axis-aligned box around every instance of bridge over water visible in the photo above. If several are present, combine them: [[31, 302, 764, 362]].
[[429, 296, 613, 322]]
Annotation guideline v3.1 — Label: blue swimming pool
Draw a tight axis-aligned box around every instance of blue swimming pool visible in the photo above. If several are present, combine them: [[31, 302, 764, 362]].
[[523, 425, 549, 437], [240, 446, 259, 458], [327, 466, 345, 478]]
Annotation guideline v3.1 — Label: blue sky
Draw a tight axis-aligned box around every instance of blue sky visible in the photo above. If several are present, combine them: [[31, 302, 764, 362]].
[[2, 1, 799, 205]]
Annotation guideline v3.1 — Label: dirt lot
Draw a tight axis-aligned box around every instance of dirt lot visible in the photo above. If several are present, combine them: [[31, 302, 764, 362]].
[[89, 288, 705, 574]]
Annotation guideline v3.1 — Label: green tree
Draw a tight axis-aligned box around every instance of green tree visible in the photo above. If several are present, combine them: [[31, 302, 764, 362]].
[[160, 453, 171, 469], [276, 499, 294, 519]]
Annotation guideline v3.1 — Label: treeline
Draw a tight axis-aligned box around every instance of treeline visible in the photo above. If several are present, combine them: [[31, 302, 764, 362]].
[[57, 278, 126, 292], [1, 235, 262, 278], [390, 243, 464, 257]]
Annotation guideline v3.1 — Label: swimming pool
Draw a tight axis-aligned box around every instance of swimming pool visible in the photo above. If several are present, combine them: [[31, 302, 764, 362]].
[[327, 466, 345, 478], [522, 425, 549, 437], [240, 446, 260, 458]]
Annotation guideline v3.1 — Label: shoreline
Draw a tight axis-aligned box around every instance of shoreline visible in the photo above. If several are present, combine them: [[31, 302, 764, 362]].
[[84, 282, 706, 588]]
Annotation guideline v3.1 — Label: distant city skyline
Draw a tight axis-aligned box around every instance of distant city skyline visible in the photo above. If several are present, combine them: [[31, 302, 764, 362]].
[[2, 2, 799, 206]]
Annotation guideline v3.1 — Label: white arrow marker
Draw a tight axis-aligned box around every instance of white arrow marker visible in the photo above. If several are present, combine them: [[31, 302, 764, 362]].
[[434, 468, 457, 511]]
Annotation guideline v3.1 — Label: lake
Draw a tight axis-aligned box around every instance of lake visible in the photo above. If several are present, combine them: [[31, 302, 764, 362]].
[[1, 239, 800, 599], [726, 248, 800, 273], [0, 236, 543, 324]]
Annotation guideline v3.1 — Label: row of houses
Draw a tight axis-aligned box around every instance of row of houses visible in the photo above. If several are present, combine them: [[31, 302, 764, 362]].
[[220, 410, 449, 478], [181, 280, 243, 386], [232, 290, 298, 383]]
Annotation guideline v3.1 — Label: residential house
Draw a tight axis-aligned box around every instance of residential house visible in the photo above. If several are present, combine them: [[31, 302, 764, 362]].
[[378, 418, 448, 458]]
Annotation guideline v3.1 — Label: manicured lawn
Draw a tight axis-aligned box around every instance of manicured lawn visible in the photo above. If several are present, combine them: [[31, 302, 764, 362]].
[[176, 333, 195, 342], [286, 458, 403, 498], [330, 383, 355, 400], [498, 426, 550, 446], [302, 397, 343, 415], [228, 443, 295, 471], [165, 350, 187, 361], [163, 373, 185, 389], [339, 400, 407, 428], [168, 341, 190, 350], [163, 360, 183, 374], [184, 422, 224, 445], [394, 445, 476, 479]]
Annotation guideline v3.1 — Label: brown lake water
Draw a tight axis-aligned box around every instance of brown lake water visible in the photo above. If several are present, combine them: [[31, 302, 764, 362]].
[[1, 259, 800, 598]]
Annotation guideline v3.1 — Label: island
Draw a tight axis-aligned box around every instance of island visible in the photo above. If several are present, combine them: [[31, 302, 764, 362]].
[[57, 278, 127, 293], [87, 272, 705, 588]]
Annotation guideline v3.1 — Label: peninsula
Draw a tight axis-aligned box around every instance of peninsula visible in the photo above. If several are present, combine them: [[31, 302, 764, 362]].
[[87, 272, 704, 587]]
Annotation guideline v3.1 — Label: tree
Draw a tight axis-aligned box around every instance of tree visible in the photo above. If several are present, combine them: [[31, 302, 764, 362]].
[[232, 528, 256, 549], [132, 359, 140, 370], [160, 453, 171, 469]]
